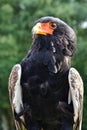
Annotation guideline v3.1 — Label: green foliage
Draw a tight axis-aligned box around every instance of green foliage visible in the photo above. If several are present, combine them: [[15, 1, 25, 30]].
[[0, 0, 87, 129], [0, 34, 18, 109]]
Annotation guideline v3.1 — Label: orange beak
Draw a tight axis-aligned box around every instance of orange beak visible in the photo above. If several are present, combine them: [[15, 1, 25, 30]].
[[32, 22, 54, 35]]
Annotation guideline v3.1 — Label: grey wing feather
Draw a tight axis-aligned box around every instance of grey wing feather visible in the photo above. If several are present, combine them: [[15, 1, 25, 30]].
[[68, 67, 84, 130], [8, 64, 26, 130]]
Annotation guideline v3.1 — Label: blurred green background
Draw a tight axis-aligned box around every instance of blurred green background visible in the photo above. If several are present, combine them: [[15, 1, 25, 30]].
[[0, 0, 87, 129]]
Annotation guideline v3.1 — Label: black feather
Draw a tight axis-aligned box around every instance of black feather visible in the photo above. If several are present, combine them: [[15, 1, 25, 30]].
[[20, 16, 76, 130]]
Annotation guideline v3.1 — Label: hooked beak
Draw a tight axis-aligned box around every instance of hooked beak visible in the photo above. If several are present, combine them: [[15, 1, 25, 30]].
[[32, 22, 54, 35]]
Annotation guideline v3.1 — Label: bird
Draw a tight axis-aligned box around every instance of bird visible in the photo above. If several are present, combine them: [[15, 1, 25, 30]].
[[8, 16, 84, 130]]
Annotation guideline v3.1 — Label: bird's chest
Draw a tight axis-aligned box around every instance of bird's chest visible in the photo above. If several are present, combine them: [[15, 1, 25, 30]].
[[21, 49, 69, 120], [22, 68, 69, 119], [26, 76, 69, 122], [28, 75, 69, 104], [27, 47, 63, 75]]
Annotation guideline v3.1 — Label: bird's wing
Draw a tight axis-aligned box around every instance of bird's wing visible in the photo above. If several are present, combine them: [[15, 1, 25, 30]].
[[8, 64, 27, 130], [68, 67, 84, 130]]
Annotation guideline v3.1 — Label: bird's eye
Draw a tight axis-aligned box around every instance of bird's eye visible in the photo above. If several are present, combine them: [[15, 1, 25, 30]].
[[50, 22, 57, 29]]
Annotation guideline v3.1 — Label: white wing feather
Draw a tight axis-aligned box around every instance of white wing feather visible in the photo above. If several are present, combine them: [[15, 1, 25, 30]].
[[12, 64, 23, 114], [8, 64, 26, 130], [68, 67, 84, 130]]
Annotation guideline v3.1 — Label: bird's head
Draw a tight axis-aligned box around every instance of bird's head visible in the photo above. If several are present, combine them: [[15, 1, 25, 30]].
[[32, 16, 76, 57]]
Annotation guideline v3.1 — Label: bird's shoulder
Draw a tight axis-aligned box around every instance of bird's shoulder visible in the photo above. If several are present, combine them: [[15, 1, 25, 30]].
[[68, 67, 84, 128], [68, 67, 83, 91]]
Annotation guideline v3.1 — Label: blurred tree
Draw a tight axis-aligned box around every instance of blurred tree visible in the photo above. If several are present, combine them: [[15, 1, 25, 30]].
[[0, 0, 87, 129], [0, 35, 19, 130]]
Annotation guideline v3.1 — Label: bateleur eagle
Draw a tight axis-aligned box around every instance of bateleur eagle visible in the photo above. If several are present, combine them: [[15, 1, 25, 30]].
[[8, 16, 84, 130]]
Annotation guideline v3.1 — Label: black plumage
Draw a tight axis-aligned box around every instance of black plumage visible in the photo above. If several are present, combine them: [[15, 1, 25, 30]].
[[20, 16, 76, 130], [9, 16, 83, 130]]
